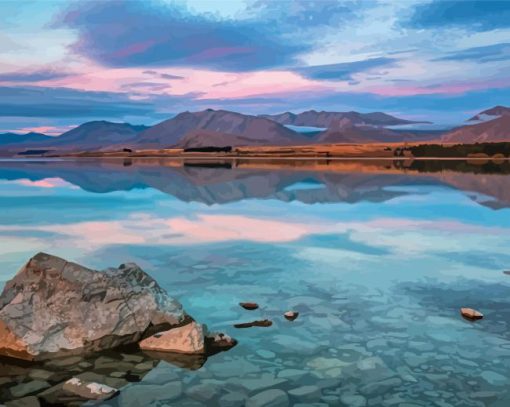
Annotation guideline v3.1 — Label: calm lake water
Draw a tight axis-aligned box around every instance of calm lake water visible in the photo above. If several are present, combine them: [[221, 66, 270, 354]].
[[1, 158, 510, 406]]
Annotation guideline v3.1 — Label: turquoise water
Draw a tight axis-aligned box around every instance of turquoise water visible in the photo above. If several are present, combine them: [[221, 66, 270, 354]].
[[1, 159, 510, 406]]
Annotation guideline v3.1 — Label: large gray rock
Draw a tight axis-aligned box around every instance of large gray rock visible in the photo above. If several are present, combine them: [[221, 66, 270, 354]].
[[0, 252, 189, 360]]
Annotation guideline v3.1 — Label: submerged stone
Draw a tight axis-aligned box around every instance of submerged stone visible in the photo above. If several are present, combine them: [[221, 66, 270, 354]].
[[288, 385, 321, 402], [246, 389, 289, 407], [9, 381, 50, 399], [62, 377, 118, 401]]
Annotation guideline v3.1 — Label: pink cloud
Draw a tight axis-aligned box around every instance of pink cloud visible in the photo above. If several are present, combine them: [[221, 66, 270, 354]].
[[35, 66, 328, 99], [8, 125, 75, 136]]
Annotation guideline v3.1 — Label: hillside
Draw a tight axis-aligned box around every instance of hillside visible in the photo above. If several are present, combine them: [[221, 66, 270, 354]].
[[468, 106, 510, 122], [136, 109, 307, 148], [316, 118, 423, 144], [48, 121, 149, 150], [442, 115, 510, 144]]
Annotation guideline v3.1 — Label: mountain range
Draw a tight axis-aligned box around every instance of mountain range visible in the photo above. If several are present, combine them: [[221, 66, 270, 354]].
[[0, 132, 52, 146], [133, 109, 307, 149], [0, 106, 509, 154], [260, 110, 428, 127]]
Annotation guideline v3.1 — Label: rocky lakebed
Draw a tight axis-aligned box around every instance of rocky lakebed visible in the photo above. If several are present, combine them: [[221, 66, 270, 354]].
[[0, 252, 508, 407]]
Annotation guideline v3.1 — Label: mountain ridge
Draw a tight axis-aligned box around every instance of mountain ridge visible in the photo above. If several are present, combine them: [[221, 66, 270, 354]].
[[260, 110, 429, 128]]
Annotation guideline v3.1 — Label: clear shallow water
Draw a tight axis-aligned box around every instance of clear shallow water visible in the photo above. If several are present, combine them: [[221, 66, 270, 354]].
[[1, 158, 510, 406]]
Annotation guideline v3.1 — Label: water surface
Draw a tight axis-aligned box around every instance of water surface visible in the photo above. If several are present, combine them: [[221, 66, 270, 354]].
[[0, 158, 509, 406]]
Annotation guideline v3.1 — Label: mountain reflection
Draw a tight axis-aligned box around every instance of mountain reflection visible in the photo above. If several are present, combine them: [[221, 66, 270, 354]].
[[0, 158, 509, 209]]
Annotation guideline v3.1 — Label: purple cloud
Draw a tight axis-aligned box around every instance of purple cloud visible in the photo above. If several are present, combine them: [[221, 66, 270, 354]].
[[55, 1, 310, 71], [295, 58, 397, 81]]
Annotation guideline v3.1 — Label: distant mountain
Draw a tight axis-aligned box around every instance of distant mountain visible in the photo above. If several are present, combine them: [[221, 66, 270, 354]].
[[0, 121, 149, 152], [261, 110, 428, 128], [442, 115, 510, 144], [316, 118, 426, 144], [136, 109, 307, 148], [467, 106, 510, 122], [0, 132, 51, 146], [48, 121, 149, 150]]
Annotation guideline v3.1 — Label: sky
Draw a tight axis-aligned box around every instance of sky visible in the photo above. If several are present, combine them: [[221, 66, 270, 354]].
[[0, 0, 509, 134]]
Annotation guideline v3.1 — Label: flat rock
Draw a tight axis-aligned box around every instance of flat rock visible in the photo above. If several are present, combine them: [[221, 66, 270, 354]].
[[139, 322, 205, 354], [246, 389, 289, 407], [62, 377, 118, 401], [460, 307, 483, 321], [240, 302, 259, 310], [0, 253, 188, 360], [234, 320, 272, 328]]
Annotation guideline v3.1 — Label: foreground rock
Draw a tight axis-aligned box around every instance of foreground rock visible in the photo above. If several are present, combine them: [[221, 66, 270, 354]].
[[460, 307, 484, 321], [62, 377, 118, 401], [0, 252, 190, 360]]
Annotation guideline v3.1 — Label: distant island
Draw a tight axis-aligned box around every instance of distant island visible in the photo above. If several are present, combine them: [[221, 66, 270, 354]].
[[1, 106, 510, 159]]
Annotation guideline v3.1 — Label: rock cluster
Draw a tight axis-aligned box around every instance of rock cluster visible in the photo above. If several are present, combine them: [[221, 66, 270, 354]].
[[0, 253, 239, 404], [0, 252, 193, 361]]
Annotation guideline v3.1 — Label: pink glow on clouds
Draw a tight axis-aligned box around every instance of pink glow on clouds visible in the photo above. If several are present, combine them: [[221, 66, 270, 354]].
[[34, 66, 329, 99], [7, 125, 75, 136], [7, 57, 507, 101]]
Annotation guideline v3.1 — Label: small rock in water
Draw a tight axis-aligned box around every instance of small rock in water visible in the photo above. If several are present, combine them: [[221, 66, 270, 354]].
[[206, 332, 238, 352], [284, 311, 299, 321], [503, 270, 510, 275], [139, 321, 205, 354], [234, 319, 272, 329], [460, 308, 484, 321], [62, 377, 118, 401], [240, 302, 259, 310]]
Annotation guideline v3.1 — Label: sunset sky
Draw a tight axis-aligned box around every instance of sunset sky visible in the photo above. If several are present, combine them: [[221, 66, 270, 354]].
[[1, 0, 510, 134]]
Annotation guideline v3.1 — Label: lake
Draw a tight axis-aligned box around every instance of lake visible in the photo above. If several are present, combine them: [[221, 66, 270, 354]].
[[1, 158, 510, 406]]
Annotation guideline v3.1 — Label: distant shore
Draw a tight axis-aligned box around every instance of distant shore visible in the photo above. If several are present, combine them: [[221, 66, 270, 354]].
[[7, 140, 510, 162]]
